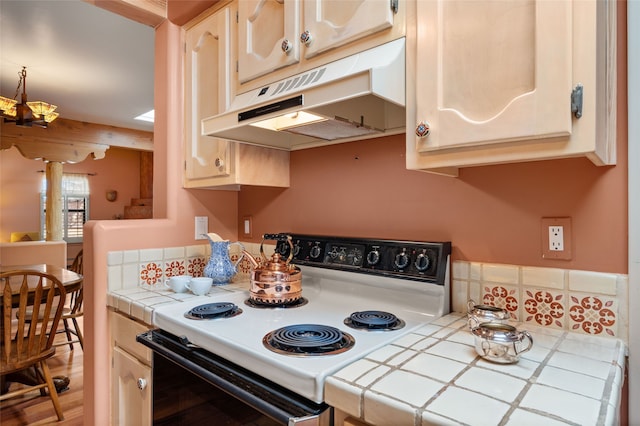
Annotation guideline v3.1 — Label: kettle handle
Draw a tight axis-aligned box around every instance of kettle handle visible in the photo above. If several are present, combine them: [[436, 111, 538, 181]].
[[260, 234, 294, 264], [230, 241, 245, 268], [515, 330, 534, 355]]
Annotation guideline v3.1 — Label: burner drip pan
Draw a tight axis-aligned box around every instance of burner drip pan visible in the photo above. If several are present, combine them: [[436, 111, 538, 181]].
[[184, 302, 242, 320], [344, 310, 406, 331], [263, 324, 355, 356], [244, 297, 308, 309]]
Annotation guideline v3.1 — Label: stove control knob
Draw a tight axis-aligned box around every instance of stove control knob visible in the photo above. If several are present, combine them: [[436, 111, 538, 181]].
[[338, 248, 347, 262], [394, 250, 410, 270], [310, 244, 322, 259], [415, 252, 430, 271], [329, 248, 338, 259], [366, 249, 380, 266], [351, 249, 363, 266], [137, 378, 147, 391], [276, 243, 290, 257]]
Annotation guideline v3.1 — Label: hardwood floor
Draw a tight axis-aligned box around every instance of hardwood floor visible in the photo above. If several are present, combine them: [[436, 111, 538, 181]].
[[1, 320, 85, 425]]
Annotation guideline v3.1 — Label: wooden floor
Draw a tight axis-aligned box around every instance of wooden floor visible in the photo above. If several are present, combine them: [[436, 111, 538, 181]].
[[1, 321, 84, 425]]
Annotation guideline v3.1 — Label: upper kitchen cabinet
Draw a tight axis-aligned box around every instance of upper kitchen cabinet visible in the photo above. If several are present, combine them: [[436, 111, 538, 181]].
[[406, 0, 617, 176], [237, 0, 406, 90], [184, 3, 289, 190], [237, 0, 300, 84]]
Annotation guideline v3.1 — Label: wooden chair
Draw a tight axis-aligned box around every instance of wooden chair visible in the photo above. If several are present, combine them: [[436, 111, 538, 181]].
[[1, 270, 67, 421], [57, 250, 84, 350]]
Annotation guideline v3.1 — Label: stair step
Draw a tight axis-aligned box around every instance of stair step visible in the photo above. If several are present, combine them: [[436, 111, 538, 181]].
[[124, 205, 152, 219], [131, 198, 153, 206]]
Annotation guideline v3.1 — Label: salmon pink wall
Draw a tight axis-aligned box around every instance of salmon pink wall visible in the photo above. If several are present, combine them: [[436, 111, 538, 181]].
[[238, 132, 627, 274], [0, 146, 141, 242], [238, 2, 629, 276], [84, 20, 239, 425]]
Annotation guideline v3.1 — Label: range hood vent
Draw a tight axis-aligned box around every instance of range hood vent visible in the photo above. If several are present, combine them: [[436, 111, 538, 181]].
[[202, 38, 406, 151]]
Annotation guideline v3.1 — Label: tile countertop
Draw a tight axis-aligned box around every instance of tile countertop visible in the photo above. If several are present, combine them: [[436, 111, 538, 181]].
[[325, 314, 627, 426], [107, 281, 250, 325], [108, 288, 626, 426]]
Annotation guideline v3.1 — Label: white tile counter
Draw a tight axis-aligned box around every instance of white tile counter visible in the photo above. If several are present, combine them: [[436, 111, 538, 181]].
[[107, 281, 250, 324], [325, 314, 627, 426], [107, 289, 626, 426]]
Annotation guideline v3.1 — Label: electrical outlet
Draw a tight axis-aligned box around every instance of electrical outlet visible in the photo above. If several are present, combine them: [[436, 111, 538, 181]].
[[541, 217, 572, 260], [549, 226, 564, 251]]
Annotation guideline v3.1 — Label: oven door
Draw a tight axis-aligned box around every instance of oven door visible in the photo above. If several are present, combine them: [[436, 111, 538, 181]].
[[136, 329, 332, 426]]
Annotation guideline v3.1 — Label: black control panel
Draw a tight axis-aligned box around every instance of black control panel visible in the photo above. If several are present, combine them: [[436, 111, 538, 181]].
[[271, 234, 451, 285]]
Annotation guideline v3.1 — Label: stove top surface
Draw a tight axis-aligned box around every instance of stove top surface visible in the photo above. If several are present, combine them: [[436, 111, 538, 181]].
[[153, 269, 445, 402], [153, 235, 451, 403]]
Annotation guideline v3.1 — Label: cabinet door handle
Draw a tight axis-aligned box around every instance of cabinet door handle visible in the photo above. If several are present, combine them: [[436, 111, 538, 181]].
[[300, 30, 312, 46], [416, 121, 431, 138], [137, 378, 147, 390], [281, 39, 293, 53]]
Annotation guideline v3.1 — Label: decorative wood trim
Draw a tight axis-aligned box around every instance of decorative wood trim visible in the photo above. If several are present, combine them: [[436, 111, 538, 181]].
[[1, 118, 153, 164], [83, 0, 167, 28]]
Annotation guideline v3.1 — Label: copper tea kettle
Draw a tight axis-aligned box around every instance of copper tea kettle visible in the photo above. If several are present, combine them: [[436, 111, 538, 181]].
[[242, 234, 302, 304]]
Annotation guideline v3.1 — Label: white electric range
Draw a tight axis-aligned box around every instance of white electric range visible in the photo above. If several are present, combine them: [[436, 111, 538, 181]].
[[139, 234, 451, 425]]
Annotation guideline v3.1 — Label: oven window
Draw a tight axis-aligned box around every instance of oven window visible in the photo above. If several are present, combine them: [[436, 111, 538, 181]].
[[153, 353, 280, 425]]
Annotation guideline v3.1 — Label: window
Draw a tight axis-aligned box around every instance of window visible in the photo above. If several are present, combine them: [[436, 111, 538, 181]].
[[41, 174, 90, 243]]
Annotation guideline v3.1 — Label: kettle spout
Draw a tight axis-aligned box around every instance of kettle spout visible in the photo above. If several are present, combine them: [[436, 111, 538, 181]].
[[242, 250, 259, 269]]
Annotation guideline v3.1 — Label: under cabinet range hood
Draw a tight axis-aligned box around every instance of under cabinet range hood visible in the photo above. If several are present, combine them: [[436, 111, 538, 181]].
[[202, 38, 406, 151]]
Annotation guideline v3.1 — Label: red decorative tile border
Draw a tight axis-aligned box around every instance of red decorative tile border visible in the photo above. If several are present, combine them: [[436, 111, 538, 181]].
[[139, 262, 163, 286], [569, 295, 617, 337], [479, 285, 619, 336], [482, 285, 519, 320], [187, 257, 206, 277], [523, 289, 564, 329], [164, 260, 186, 278]]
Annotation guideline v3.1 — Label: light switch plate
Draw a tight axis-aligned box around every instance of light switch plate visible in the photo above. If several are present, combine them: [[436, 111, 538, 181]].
[[242, 216, 252, 238], [195, 216, 208, 240]]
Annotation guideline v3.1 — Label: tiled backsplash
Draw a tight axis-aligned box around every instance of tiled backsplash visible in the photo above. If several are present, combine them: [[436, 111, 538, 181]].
[[106, 241, 267, 290], [106, 244, 629, 345], [452, 261, 629, 344]]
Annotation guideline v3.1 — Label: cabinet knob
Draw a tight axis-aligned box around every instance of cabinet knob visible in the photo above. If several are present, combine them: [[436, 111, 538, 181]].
[[137, 378, 147, 390], [214, 157, 225, 169], [300, 30, 312, 46], [416, 121, 430, 138], [281, 39, 293, 53]]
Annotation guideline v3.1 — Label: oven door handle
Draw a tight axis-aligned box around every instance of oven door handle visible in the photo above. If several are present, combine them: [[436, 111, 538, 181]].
[[137, 330, 331, 425]]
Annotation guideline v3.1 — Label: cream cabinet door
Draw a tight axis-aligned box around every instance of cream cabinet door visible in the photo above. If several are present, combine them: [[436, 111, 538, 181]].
[[413, 0, 572, 152], [184, 6, 233, 183], [112, 346, 152, 426], [302, 0, 395, 59], [237, 0, 301, 83]]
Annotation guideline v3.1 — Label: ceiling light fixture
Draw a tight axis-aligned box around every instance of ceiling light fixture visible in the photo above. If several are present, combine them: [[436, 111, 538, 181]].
[[0, 67, 59, 127]]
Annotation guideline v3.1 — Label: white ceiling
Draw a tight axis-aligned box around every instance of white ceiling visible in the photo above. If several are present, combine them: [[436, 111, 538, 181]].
[[0, 0, 155, 132]]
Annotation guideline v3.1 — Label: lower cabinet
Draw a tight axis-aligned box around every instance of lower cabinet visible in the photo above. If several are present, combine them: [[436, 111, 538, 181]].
[[109, 310, 152, 426], [334, 408, 372, 426]]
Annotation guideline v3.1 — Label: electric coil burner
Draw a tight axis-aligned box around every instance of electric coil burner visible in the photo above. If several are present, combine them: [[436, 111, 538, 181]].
[[245, 296, 309, 309], [344, 310, 406, 331], [263, 324, 355, 356], [184, 302, 242, 320]]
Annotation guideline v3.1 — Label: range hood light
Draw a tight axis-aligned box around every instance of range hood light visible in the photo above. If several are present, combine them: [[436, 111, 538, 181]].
[[249, 111, 328, 132]]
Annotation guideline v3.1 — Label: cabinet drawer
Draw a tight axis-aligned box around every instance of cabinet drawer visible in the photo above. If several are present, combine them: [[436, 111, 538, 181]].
[[109, 310, 152, 365]]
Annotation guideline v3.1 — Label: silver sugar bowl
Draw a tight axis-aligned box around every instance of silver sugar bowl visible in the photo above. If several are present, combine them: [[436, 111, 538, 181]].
[[471, 323, 533, 364], [467, 299, 510, 329]]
